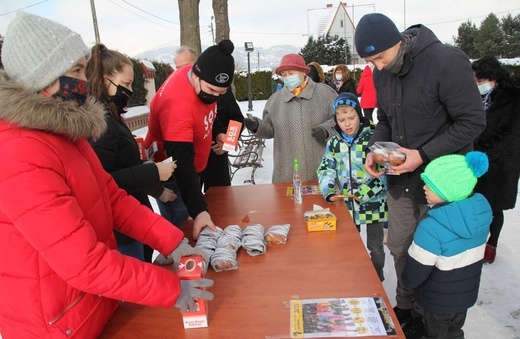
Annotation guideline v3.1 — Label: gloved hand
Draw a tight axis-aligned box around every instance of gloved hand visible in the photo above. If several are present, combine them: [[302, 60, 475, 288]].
[[155, 238, 210, 267], [244, 117, 259, 132], [170, 238, 210, 267], [311, 126, 329, 144], [174, 279, 215, 313], [154, 253, 174, 265]]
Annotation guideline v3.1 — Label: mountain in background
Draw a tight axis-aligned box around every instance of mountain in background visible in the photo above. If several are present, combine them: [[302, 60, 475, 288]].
[[135, 44, 301, 71]]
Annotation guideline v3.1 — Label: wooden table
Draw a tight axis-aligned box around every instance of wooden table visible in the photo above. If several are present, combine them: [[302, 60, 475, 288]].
[[101, 184, 404, 338]]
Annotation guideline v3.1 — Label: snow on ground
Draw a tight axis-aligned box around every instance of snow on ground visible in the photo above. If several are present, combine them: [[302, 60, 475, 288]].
[[231, 100, 520, 339], [135, 99, 520, 339]]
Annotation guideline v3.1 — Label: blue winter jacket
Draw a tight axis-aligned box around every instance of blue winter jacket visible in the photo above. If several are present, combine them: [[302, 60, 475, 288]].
[[402, 193, 492, 313]]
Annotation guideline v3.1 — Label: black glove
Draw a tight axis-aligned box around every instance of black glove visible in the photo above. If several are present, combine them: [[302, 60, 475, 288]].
[[244, 117, 259, 132], [311, 126, 329, 144], [174, 279, 215, 313]]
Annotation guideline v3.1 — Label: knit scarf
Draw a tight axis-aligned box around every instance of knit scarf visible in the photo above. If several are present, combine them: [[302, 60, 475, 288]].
[[291, 78, 309, 96], [482, 84, 498, 111], [383, 34, 413, 75]]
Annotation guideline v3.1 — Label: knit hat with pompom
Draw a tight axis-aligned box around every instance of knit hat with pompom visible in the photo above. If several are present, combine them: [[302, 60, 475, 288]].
[[420, 151, 489, 202], [193, 39, 235, 87]]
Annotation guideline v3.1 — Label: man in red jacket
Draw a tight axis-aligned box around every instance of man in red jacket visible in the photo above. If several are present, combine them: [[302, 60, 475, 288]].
[[0, 12, 213, 338]]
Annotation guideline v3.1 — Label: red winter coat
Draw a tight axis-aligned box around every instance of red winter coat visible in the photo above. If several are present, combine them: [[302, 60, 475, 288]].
[[356, 65, 377, 109], [0, 77, 184, 338]]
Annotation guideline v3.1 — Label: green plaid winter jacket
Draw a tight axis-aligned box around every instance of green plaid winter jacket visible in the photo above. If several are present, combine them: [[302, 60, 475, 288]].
[[317, 120, 388, 226]]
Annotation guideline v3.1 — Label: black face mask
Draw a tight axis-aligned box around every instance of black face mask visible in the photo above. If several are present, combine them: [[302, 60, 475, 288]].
[[197, 81, 221, 104], [108, 78, 133, 112]]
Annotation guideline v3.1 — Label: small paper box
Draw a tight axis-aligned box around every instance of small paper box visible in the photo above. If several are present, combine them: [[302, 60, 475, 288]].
[[222, 120, 243, 152], [177, 256, 208, 329], [304, 209, 337, 232], [134, 137, 147, 161]]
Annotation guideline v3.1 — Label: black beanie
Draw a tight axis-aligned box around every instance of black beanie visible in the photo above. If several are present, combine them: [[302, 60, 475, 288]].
[[354, 13, 403, 58], [193, 39, 235, 87]]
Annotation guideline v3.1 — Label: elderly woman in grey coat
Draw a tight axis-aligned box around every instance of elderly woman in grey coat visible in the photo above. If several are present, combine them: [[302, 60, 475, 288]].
[[244, 54, 337, 183]]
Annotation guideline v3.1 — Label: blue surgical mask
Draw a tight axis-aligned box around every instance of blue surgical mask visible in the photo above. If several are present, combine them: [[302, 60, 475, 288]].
[[283, 74, 302, 90], [478, 82, 492, 96]]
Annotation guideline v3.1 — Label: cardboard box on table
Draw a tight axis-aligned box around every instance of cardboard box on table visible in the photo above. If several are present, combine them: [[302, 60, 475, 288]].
[[304, 209, 337, 232], [177, 256, 208, 329]]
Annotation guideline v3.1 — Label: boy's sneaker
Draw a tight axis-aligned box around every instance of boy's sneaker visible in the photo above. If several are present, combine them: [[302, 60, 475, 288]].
[[484, 244, 496, 264], [393, 306, 412, 326], [402, 315, 425, 339]]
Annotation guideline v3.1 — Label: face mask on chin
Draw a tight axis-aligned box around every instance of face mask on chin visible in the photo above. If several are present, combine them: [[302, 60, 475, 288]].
[[107, 78, 133, 113], [197, 81, 221, 104], [51, 76, 90, 106]]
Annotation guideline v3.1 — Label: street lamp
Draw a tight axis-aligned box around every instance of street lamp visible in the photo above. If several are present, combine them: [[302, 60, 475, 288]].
[[245, 42, 254, 111]]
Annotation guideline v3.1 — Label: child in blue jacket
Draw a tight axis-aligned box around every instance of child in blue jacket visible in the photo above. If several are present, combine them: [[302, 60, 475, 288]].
[[317, 92, 388, 281], [402, 152, 492, 338]]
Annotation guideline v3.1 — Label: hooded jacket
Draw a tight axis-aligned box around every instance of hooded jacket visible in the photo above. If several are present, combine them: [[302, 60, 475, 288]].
[[370, 25, 486, 204], [474, 78, 520, 211], [402, 193, 492, 313], [356, 65, 377, 109], [0, 73, 184, 338], [317, 120, 388, 225]]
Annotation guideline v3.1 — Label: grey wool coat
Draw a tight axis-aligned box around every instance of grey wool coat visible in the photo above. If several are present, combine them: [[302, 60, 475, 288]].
[[253, 79, 337, 183]]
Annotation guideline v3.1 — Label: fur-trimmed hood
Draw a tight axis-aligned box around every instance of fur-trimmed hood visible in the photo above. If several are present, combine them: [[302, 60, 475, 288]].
[[0, 72, 107, 141]]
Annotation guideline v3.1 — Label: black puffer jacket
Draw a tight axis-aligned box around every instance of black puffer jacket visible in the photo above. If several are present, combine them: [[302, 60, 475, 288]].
[[90, 110, 162, 245], [474, 77, 520, 211], [370, 24, 486, 203]]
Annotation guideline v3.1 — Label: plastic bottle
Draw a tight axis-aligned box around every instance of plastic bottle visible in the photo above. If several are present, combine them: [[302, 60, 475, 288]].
[[293, 157, 303, 204]]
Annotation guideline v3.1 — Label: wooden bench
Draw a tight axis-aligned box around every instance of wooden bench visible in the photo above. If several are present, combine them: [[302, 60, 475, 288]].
[[228, 134, 265, 185]]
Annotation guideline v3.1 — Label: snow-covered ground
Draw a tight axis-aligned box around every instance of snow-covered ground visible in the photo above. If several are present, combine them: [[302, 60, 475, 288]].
[[232, 100, 520, 339], [134, 99, 520, 338]]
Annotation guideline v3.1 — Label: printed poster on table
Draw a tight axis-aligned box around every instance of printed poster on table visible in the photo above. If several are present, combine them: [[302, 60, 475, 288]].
[[290, 297, 396, 338]]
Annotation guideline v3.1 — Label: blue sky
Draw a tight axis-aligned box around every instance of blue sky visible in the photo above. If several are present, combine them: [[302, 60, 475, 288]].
[[1, 0, 519, 57]]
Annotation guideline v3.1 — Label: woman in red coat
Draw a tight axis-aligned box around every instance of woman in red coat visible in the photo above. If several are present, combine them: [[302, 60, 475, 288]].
[[356, 65, 377, 122], [0, 12, 212, 338]]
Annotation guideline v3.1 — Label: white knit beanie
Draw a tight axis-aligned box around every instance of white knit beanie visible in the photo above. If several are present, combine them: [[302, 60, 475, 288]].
[[3, 11, 90, 91]]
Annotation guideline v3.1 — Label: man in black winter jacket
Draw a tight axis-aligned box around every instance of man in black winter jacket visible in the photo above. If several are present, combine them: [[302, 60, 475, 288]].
[[354, 13, 486, 338]]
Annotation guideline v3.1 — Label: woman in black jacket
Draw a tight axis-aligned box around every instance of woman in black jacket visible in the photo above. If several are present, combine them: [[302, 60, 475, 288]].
[[86, 44, 177, 262], [333, 64, 358, 94], [472, 55, 520, 264]]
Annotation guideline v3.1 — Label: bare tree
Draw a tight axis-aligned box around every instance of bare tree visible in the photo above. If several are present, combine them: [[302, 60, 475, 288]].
[[212, 0, 230, 42], [178, 0, 202, 55]]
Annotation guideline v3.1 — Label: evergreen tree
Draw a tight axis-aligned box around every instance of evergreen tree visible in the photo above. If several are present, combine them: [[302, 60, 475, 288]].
[[151, 61, 173, 91], [128, 57, 147, 106], [454, 20, 479, 58], [300, 34, 351, 65], [501, 13, 520, 58], [475, 13, 505, 57]]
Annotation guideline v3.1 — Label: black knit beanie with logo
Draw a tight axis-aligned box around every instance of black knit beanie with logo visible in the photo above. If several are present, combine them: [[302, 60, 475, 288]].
[[193, 39, 235, 87]]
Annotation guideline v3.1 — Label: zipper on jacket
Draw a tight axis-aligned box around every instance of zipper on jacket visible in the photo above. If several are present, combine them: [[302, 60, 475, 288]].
[[48, 292, 86, 325]]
